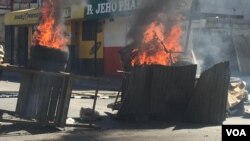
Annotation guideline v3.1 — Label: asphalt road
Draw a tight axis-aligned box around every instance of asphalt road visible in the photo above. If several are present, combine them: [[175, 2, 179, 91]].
[[0, 80, 250, 141], [0, 98, 249, 141]]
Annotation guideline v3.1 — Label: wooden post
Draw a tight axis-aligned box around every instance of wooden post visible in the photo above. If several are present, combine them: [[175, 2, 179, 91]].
[[54, 75, 73, 127], [16, 72, 33, 116], [59, 76, 73, 126], [90, 79, 99, 126]]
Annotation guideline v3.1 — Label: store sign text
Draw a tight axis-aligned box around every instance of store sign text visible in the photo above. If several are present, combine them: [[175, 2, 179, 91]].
[[86, 0, 143, 15], [14, 12, 39, 21]]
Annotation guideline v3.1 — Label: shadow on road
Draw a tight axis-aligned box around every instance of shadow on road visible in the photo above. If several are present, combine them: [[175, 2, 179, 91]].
[[0, 123, 61, 136], [66, 114, 218, 131]]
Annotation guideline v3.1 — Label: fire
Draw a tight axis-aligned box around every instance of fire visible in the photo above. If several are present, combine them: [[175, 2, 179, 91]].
[[32, 0, 67, 49], [131, 21, 182, 67]]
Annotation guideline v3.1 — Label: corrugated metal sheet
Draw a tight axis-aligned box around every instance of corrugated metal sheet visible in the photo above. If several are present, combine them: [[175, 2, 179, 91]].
[[17, 73, 72, 126], [118, 65, 197, 119], [185, 62, 230, 124]]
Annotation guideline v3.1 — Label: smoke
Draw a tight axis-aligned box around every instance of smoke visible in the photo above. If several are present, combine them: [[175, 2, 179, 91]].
[[54, 0, 63, 24], [191, 1, 249, 76], [127, 0, 186, 48], [191, 29, 238, 74], [53, 0, 88, 24], [190, 0, 250, 91]]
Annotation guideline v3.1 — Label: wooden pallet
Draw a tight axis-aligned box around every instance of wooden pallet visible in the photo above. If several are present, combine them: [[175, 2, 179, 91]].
[[0, 64, 100, 127]]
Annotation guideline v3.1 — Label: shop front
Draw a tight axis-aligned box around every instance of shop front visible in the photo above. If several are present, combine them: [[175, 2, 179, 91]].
[[4, 8, 39, 66], [4, 0, 144, 76], [4, 5, 85, 72], [84, 0, 144, 76]]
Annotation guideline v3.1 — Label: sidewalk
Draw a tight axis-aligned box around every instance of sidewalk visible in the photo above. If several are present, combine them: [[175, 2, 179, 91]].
[[0, 81, 20, 93], [1, 71, 122, 91], [1, 72, 250, 141], [0, 80, 119, 99], [0, 67, 122, 99]]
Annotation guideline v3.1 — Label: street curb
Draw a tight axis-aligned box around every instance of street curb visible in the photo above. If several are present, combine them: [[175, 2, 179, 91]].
[[0, 91, 118, 99]]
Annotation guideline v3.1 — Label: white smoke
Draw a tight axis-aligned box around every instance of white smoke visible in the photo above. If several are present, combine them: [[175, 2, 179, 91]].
[[191, 26, 241, 75]]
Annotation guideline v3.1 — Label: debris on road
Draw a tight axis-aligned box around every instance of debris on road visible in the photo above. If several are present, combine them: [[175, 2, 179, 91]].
[[79, 108, 101, 122], [0, 93, 18, 98], [66, 118, 75, 124], [227, 77, 249, 116]]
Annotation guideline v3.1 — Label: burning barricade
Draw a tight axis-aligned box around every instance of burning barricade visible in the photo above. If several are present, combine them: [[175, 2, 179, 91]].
[[115, 0, 230, 124], [31, 0, 69, 72], [1, 0, 72, 127]]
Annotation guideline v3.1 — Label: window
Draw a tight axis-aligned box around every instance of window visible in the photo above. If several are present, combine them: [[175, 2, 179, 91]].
[[82, 20, 97, 41]]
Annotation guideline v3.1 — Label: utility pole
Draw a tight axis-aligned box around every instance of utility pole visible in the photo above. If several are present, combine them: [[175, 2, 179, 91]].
[[10, 0, 13, 11], [184, 0, 199, 55], [94, 20, 98, 77], [230, 8, 241, 75]]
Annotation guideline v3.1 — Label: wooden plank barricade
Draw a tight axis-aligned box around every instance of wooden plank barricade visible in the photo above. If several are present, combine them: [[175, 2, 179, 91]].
[[0, 64, 100, 127]]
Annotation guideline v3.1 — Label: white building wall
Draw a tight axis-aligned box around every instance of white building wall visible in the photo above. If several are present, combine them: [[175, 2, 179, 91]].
[[13, 0, 41, 11], [199, 0, 243, 16], [199, 0, 250, 20], [104, 17, 130, 47], [242, 0, 250, 20]]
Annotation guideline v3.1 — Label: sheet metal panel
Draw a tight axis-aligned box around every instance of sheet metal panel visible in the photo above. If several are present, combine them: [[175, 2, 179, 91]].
[[118, 65, 197, 119], [186, 62, 230, 124]]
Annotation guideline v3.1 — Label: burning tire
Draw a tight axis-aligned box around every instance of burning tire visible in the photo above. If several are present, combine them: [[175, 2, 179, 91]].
[[29, 45, 69, 72]]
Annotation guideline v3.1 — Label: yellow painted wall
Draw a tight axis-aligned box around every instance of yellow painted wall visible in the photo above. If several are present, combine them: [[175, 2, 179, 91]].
[[70, 5, 85, 20], [5, 5, 85, 26], [65, 20, 72, 45], [5, 8, 40, 25], [5, 6, 104, 60]]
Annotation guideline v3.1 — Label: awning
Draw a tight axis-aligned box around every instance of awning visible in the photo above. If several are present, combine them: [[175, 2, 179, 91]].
[[4, 8, 40, 25], [4, 5, 85, 26]]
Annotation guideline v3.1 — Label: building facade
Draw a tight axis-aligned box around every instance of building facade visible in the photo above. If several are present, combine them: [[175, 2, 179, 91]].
[[189, 0, 250, 76], [4, 0, 144, 76], [198, 0, 250, 20], [1, 0, 41, 63]]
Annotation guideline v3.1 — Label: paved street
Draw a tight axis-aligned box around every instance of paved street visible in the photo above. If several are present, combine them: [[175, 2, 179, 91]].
[[0, 81, 20, 93], [0, 80, 249, 141]]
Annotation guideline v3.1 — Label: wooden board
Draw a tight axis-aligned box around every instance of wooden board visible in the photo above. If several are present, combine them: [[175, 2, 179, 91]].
[[0, 64, 99, 127]]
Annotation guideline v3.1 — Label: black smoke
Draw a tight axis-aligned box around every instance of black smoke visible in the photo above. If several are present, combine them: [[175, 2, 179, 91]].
[[40, 0, 63, 24], [43, 0, 88, 25]]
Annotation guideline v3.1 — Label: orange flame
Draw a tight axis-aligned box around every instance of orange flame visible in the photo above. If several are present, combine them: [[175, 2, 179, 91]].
[[32, 0, 67, 49], [131, 21, 182, 67]]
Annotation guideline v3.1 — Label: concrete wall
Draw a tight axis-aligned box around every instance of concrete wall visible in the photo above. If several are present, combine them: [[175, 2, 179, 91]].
[[199, 0, 250, 20], [103, 17, 130, 75], [104, 17, 129, 47], [242, 0, 250, 20], [188, 19, 250, 75]]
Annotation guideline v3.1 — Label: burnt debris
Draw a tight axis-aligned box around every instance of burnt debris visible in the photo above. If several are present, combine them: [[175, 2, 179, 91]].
[[29, 45, 69, 72]]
